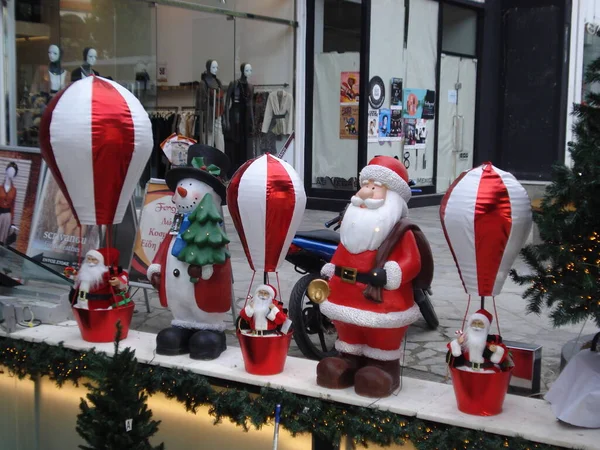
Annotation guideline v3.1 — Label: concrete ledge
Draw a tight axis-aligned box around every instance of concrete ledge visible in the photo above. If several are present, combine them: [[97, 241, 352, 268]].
[[2, 323, 598, 449]]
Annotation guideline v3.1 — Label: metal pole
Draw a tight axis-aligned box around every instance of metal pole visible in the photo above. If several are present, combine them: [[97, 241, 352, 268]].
[[481, 295, 485, 310], [7, 0, 17, 145], [0, 1, 6, 146]]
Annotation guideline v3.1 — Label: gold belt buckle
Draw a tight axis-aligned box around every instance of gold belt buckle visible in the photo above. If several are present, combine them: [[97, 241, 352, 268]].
[[79, 291, 88, 300], [340, 267, 358, 284], [472, 362, 481, 370]]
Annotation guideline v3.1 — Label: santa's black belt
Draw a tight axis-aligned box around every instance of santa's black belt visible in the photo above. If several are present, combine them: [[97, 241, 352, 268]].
[[0, 207, 10, 214], [334, 266, 386, 286], [70, 288, 112, 301], [466, 361, 495, 370]]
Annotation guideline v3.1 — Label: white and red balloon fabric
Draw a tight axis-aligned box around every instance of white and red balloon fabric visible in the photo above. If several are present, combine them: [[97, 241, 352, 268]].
[[40, 76, 153, 225], [227, 154, 306, 273], [440, 163, 532, 296]]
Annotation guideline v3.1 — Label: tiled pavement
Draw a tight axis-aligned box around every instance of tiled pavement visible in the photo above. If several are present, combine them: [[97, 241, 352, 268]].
[[129, 206, 598, 390]]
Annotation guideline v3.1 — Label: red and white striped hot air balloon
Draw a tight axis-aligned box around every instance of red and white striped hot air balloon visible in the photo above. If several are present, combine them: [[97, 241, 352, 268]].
[[227, 154, 306, 273], [39, 76, 153, 225], [439, 162, 532, 297]]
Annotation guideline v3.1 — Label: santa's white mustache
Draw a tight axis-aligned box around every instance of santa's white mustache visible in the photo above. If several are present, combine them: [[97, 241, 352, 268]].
[[350, 196, 385, 209]]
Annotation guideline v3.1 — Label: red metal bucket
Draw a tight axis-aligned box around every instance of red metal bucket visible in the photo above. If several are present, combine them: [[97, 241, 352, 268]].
[[72, 303, 135, 343], [237, 330, 293, 375], [450, 366, 513, 416]]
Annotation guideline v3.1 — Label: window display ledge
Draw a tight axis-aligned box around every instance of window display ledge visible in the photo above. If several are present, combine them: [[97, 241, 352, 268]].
[[2, 322, 597, 450]]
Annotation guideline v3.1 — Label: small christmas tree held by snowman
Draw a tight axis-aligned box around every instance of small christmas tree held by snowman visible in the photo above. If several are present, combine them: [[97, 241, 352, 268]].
[[177, 194, 230, 283]]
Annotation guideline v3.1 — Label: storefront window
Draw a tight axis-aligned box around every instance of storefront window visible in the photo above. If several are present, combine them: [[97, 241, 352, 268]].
[[582, 26, 600, 98], [311, 0, 363, 191]]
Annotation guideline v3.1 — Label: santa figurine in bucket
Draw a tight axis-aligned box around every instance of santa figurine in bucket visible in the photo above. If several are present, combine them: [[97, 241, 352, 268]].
[[239, 285, 292, 335], [148, 144, 233, 360], [447, 309, 508, 373], [312, 156, 434, 398], [70, 248, 129, 310]]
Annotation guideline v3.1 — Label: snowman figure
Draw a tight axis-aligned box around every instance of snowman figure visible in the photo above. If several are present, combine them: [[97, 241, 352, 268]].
[[148, 144, 233, 360]]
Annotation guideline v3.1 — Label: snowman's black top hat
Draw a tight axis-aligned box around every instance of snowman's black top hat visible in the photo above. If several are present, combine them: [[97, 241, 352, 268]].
[[165, 144, 230, 204]]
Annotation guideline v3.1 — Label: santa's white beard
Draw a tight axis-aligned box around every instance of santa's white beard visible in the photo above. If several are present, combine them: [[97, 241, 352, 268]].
[[76, 262, 107, 292], [340, 190, 406, 254], [253, 295, 272, 330], [464, 327, 488, 364]]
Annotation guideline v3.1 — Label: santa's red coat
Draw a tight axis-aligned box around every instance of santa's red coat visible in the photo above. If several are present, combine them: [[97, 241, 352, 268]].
[[321, 230, 421, 329], [74, 270, 128, 310], [239, 300, 287, 331], [152, 234, 232, 313]]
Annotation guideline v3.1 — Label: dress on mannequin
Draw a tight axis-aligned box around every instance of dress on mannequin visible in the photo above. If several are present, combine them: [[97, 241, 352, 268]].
[[71, 48, 100, 82], [31, 44, 67, 95], [195, 60, 225, 151], [223, 63, 255, 177]]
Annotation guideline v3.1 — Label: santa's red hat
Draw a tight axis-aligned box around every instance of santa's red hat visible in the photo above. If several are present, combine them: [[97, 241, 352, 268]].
[[88, 247, 120, 267], [470, 309, 493, 328], [255, 284, 277, 299], [359, 156, 411, 202]]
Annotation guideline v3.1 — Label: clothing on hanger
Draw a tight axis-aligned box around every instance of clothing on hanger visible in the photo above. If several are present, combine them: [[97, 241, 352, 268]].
[[262, 90, 294, 136]]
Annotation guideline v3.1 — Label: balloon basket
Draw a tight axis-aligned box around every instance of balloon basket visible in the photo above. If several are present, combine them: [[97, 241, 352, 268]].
[[72, 303, 135, 343], [450, 366, 513, 416], [237, 330, 293, 375]]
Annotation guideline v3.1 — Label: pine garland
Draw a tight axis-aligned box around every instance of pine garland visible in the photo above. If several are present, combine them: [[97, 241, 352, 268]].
[[0, 337, 565, 450]]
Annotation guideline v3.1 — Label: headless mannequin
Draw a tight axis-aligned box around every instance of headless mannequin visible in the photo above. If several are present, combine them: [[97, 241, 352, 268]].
[[71, 48, 100, 82], [31, 44, 67, 95], [223, 63, 255, 177], [0, 164, 17, 244], [195, 60, 224, 149]]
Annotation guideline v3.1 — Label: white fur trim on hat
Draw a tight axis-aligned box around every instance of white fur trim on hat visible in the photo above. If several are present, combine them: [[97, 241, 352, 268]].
[[320, 302, 420, 328], [490, 345, 505, 364], [147, 263, 161, 280], [470, 312, 491, 329], [335, 340, 364, 356], [171, 319, 227, 332], [383, 261, 402, 290], [363, 345, 404, 361], [255, 284, 275, 299], [86, 249, 103, 264], [360, 165, 412, 202], [321, 263, 335, 279], [267, 306, 280, 321]]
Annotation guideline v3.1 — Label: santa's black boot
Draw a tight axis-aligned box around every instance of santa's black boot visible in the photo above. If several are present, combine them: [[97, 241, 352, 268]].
[[156, 327, 195, 356], [189, 330, 227, 360]]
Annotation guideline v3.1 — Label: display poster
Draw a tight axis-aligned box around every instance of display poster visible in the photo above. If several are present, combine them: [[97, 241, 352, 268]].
[[367, 109, 380, 142], [339, 105, 359, 139], [161, 133, 196, 166], [27, 171, 100, 271], [128, 179, 175, 286], [389, 110, 403, 141], [0, 150, 43, 253], [340, 71, 360, 104], [157, 62, 168, 83], [422, 90, 436, 119], [390, 78, 403, 110], [403, 119, 428, 150], [378, 108, 391, 140], [403, 89, 426, 119]]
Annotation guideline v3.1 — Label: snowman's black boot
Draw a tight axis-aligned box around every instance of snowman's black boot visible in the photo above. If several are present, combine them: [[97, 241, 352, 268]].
[[189, 330, 227, 360]]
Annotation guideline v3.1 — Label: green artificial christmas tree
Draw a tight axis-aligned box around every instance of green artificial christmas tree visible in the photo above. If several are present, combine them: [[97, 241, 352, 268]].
[[76, 322, 164, 450], [511, 57, 600, 328], [177, 193, 230, 269]]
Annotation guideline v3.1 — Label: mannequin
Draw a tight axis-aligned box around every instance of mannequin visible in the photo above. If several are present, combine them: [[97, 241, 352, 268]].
[[0, 162, 18, 245], [223, 63, 254, 176], [195, 59, 225, 151], [71, 48, 100, 82], [31, 44, 67, 95]]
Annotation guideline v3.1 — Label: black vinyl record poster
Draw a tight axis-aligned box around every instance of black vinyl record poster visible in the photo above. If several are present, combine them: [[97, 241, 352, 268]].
[[369, 76, 385, 109]]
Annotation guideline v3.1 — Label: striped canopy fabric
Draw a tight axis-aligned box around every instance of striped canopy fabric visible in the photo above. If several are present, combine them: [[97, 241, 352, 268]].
[[440, 163, 532, 297], [227, 154, 306, 273], [39, 76, 152, 225]]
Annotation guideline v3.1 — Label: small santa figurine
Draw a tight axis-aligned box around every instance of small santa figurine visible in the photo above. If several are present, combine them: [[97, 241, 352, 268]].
[[447, 309, 508, 373], [71, 248, 128, 310], [239, 285, 292, 335]]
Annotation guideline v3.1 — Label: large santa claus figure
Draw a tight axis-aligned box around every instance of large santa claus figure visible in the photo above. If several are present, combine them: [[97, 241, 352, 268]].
[[317, 156, 426, 398], [447, 309, 508, 373], [148, 145, 233, 360], [71, 248, 128, 310]]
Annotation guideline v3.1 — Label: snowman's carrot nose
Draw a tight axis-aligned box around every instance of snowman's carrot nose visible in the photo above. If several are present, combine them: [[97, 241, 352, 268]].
[[177, 186, 188, 197]]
